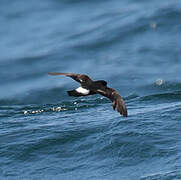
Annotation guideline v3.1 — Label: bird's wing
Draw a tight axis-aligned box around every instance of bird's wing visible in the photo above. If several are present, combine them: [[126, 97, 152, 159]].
[[96, 87, 128, 117], [48, 72, 92, 84]]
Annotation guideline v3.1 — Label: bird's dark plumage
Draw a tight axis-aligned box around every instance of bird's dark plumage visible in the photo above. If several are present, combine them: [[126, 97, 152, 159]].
[[48, 72, 128, 117]]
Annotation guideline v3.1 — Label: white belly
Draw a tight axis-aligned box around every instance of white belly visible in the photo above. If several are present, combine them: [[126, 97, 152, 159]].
[[76, 87, 90, 95]]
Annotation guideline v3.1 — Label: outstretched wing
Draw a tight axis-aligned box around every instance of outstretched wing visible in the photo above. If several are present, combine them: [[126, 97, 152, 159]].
[[48, 72, 92, 84], [96, 87, 128, 117]]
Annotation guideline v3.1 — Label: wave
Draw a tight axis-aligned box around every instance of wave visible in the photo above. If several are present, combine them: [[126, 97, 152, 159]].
[[140, 170, 181, 180], [1, 88, 181, 118]]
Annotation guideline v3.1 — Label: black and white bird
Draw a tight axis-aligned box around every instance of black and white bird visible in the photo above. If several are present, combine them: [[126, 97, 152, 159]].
[[48, 72, 128, 117]]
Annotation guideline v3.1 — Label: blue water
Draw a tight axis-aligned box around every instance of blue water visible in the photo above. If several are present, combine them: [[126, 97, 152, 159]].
[[1, 0, 181, 179]]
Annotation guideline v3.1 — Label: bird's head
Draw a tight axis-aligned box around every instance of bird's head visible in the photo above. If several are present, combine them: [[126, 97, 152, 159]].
[[81, 75, 92, 83]]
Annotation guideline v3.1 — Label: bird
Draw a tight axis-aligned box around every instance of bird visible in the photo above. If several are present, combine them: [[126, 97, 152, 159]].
[[48, 72, 128, 117]]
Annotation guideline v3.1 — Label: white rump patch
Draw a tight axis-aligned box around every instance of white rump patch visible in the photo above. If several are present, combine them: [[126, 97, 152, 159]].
[[76, 87, 90, 95]]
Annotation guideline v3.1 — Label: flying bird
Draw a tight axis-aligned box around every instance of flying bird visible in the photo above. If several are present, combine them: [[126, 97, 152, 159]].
[[48, 72, 128, 117]]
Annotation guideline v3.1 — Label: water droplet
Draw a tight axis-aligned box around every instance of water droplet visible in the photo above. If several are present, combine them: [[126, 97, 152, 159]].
[[24, 111, 28, 114], [150, 22, 157, 29], [156, 79, 164, 86]]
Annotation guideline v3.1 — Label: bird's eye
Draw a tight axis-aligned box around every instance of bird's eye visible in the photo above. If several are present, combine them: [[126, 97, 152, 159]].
[[82, 78, 86, 83]]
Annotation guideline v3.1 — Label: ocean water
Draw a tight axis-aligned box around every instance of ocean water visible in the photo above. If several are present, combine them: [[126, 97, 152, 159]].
[[1, 0, 181, 179]]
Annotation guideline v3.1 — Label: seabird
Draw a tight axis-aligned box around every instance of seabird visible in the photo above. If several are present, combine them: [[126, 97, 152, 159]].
[[48, 72, 128, 117]]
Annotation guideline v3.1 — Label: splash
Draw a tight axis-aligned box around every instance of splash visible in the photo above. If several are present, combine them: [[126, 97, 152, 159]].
[[23, 106, 67, 115], [155, 79, 164, 86]]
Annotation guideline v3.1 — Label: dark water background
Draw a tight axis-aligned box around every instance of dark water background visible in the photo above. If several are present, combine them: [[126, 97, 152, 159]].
[[1, 0, 181, 179]]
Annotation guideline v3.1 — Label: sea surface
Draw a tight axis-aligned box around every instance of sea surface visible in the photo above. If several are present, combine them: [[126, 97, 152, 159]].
[[1, 0, 181, 179]]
